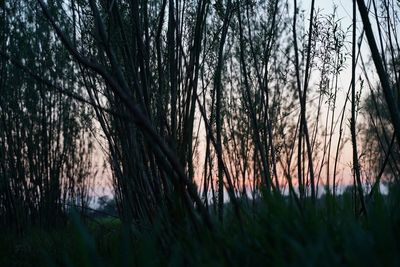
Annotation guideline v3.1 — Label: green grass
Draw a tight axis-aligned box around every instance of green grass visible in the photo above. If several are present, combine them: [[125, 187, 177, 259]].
[[1, 191, 400, 266]]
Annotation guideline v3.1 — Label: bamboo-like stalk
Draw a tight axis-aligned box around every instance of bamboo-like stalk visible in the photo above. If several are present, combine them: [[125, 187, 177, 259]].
[[351, 0, 367, 216]]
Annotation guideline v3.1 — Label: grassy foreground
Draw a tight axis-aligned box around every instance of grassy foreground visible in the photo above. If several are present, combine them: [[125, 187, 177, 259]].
[[1, 190, 400, 267]]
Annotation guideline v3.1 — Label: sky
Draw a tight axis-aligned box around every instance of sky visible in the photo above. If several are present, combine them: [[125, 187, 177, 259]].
[[92, 0, 384, 202], [301, 0, 380, 185]]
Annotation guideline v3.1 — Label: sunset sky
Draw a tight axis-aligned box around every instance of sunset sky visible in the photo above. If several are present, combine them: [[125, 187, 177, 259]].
[[89, 0, 384, 202]]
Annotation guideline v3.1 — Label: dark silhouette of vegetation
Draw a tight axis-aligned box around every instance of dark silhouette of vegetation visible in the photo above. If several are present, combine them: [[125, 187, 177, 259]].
[[0, 0, 400, 266]]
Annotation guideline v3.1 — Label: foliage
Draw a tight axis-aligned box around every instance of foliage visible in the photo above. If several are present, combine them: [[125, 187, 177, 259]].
[[1, 193, 400, 267], [0, 0, 94, 232], [1, 0, 400, 265]]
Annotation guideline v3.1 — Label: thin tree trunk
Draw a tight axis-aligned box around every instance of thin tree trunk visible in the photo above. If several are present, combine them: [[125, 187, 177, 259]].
[[351, 0, 367, 216]]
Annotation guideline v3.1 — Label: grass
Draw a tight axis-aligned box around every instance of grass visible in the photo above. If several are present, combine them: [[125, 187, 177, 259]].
[[1, 189, 400, 267]]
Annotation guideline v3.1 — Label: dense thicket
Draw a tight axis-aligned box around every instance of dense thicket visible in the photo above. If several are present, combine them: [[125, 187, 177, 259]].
[[1, 0, 400, 252], [0, 1, 94, 231]]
